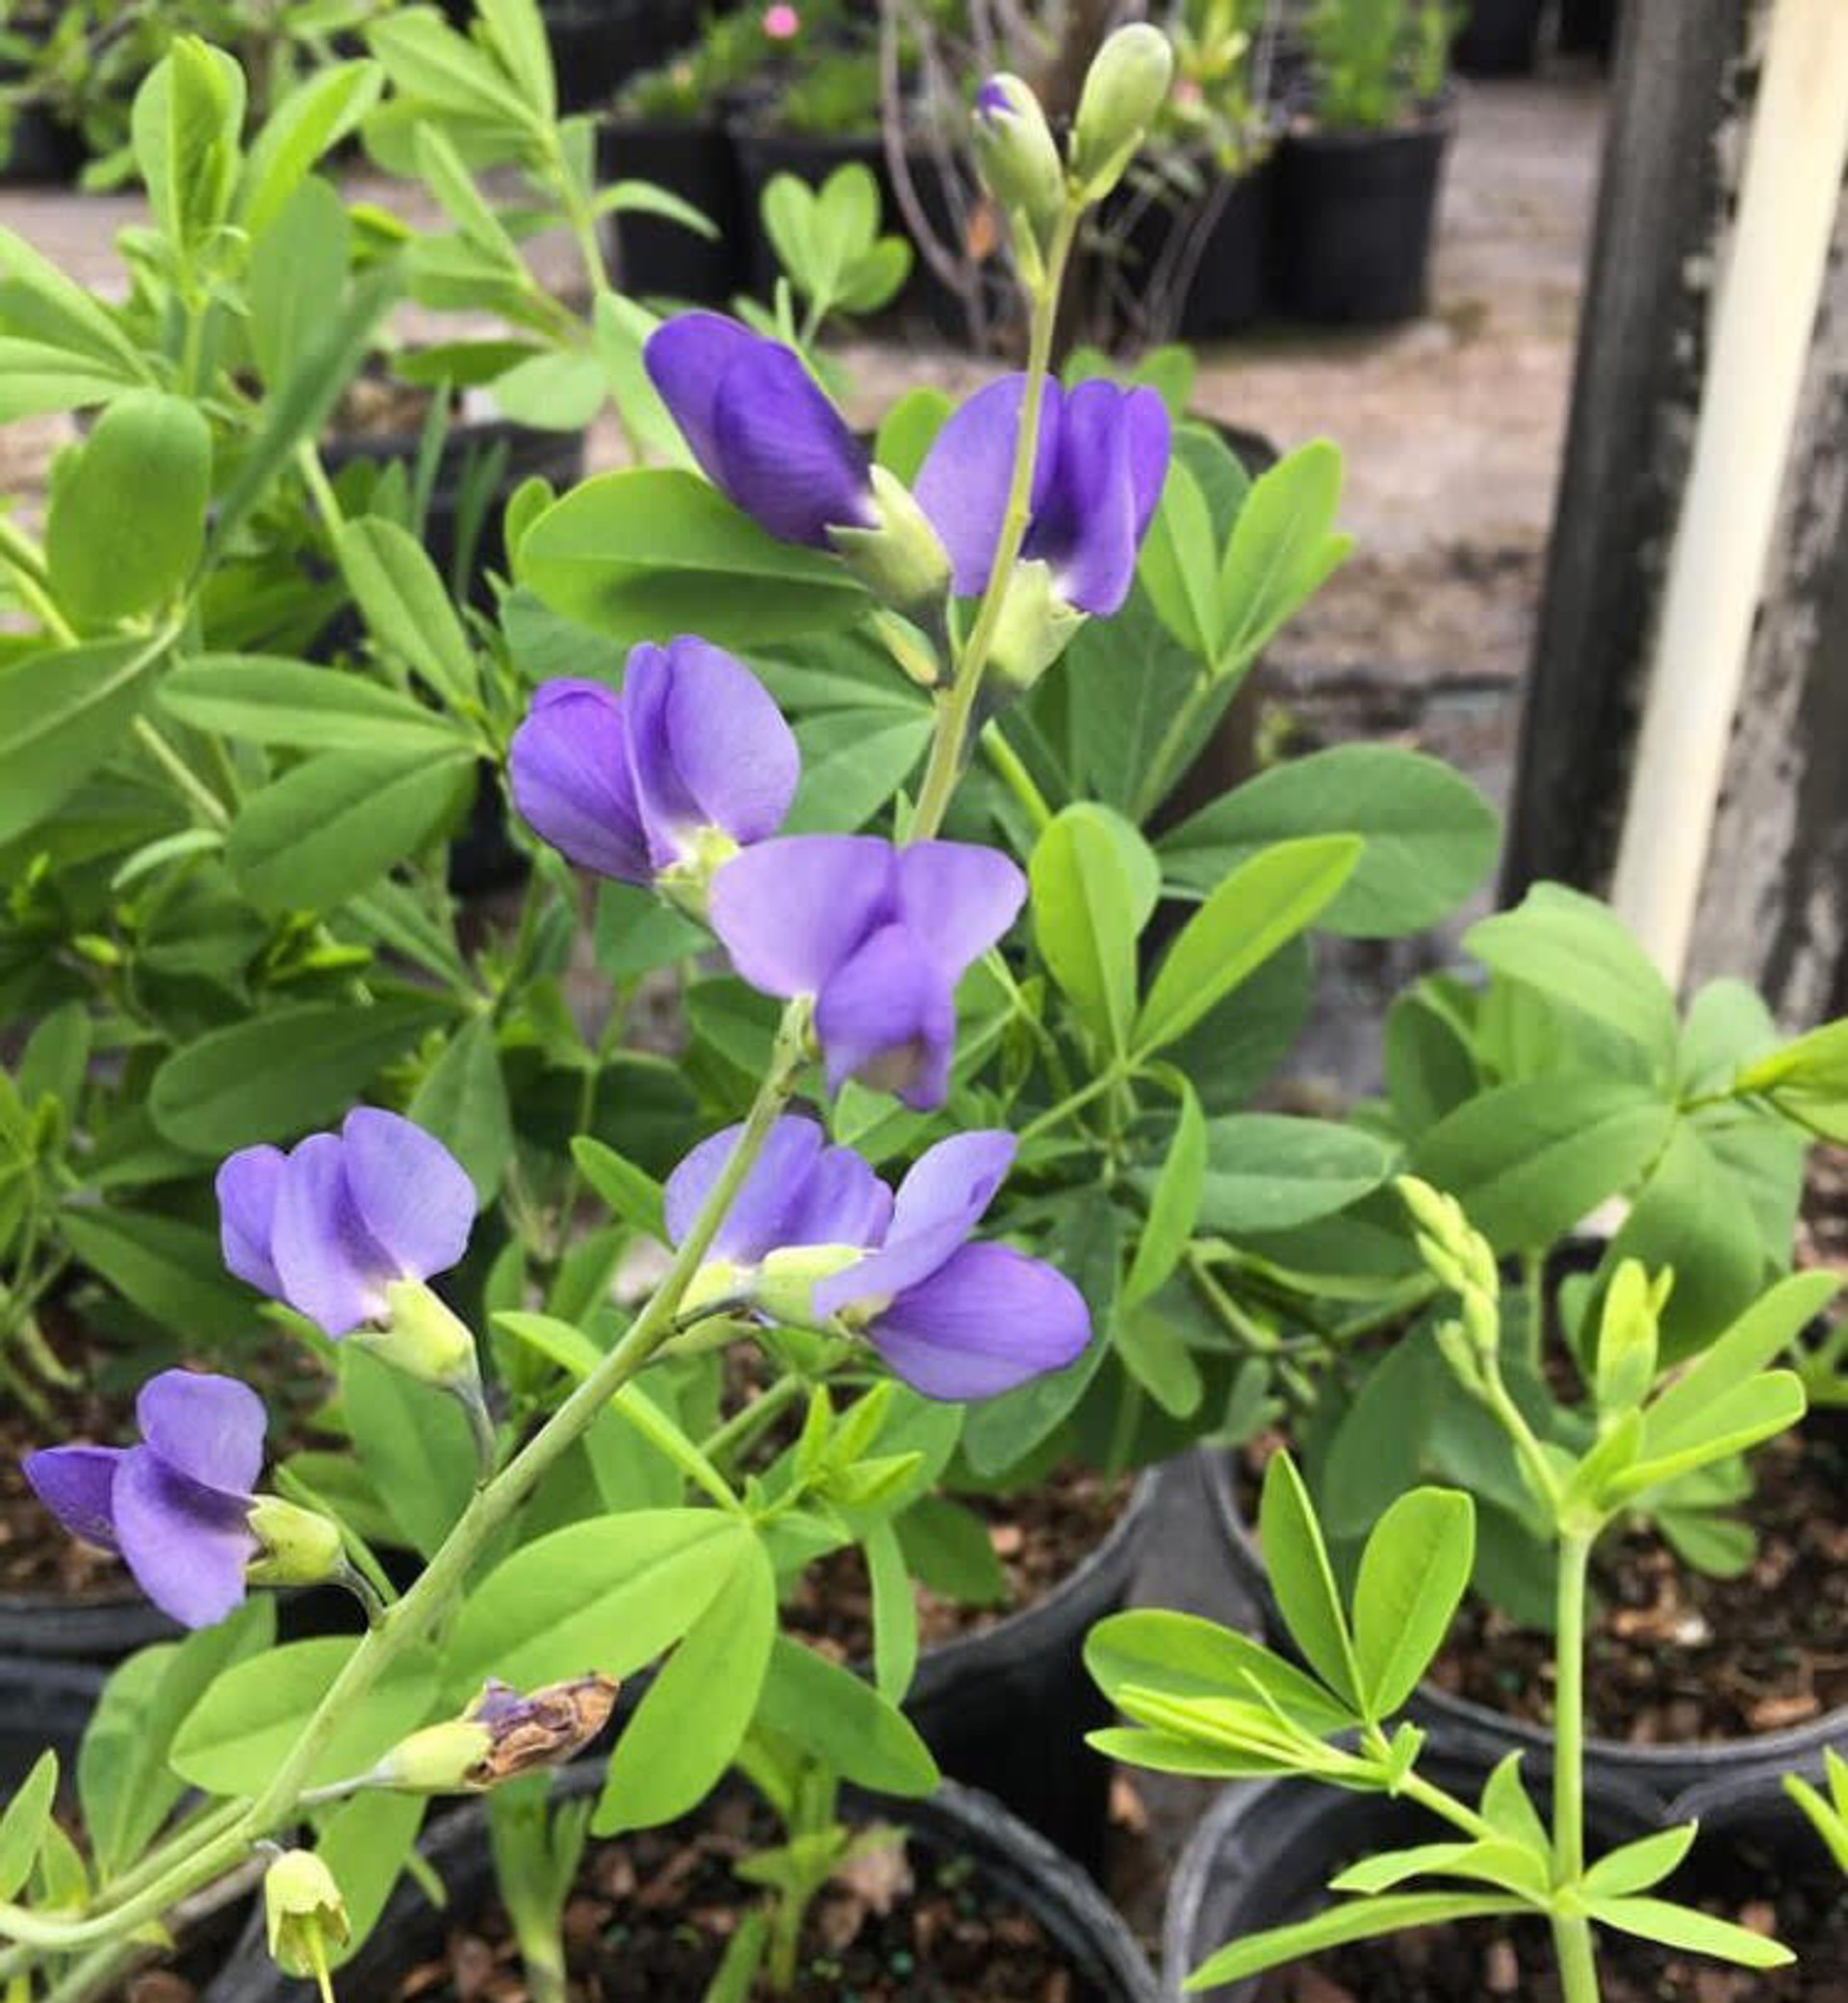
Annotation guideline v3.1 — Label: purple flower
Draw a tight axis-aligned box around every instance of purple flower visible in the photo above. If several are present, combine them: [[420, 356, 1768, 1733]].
[[25, 1372, 265, 1629], [913, 375, 1170, 615], [707, 835, 1025, 1111], [217, 1109, 475, 1340], [508, 638, 798, 886], [665, 1120, 1090, 1400], [645, 314, 875, 549]]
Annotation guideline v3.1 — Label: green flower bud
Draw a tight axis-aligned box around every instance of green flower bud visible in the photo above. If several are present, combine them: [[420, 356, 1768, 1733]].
[[830, 466, 953, 622], [265, 1849, 348, 2003], [1069, 24, 1174, 201], [372, 1719, 495, 1794], [372, 1676, 621, 1793], [245, 1496, 345, 1590], [753, 1242, 866, 1330], [971, 74, 1065, 261], [987, 559, 1088, 698], [1594, 1257, 1662, 1414]]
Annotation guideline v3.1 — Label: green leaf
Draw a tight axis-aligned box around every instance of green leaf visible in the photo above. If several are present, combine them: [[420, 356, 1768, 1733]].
[[754, 1635, 938, 1796], [1320, 1327, 1438, 1541], [1185, 1894, 1522, 1990], [874, 388, 950, 484], [862, 1516, 917, 1702], [316, 1790, 425, 1967], [1136, 835, 1362, 1056], [58, 1208, 254, 1343], [1258, 1451, 1359, 1708], [1738, 1016, 1848, 1142], [80, 1601, 272, 1880], [519, 470, 867, 651], [1030, 806, 1144, 1055], [408, 1016, 513, 1204], [342, 1346, 477, 1557], [1609, 1371, 1807, 1501], [783, 707, 931, 835], [132, 39, 244, 254], [893, 1497, 1005, 1605], [1140, 455, 1222, 659], [1194, 1113, 1393, 1235], [1215, 439, 1354, 672], [1159, 747, 1499, 939], [0, 633, 167, 844], [1641, 1271, 1836, 1455], [569, 1137, 667, 1244], [1084, 1607, 1356, 1734], [170, 1637, 439, 1795], [446, 1511, 746, 1696], [248, 175, 350, 393], [1466, 884, 1679, 1071], [1586, 1896, 1794, 1967], [1350, 1487, 1475, 1720], [161, 655, 466, 753], [334, 516, 480, 707], [148, 1000, 445, 1151], [0, 1751, 56, 1899], [227, 746, 475, 913], [1124, 1083, 1205, 1308], [1329, 1837, 1545, 1898], [1409, 1075, 1676, 1255], [238, 60, 383, 238], [46, 394, 210, 624], [1581, 1824, 1698, 1898], [1479, 1753, 1549, 1854], [1088, 1726, 1287, 1779], [364, 8, 532, 127], [595, 1528, 775, 1832]]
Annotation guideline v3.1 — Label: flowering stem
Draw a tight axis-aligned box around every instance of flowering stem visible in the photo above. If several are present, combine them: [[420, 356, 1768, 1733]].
[[0, 1002, 816, 1964], [1551, 1528, 1601, 2003], [907, 206, 1080, 845]]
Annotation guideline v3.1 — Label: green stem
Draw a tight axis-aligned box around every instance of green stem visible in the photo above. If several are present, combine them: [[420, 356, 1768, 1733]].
[[702, 1373, 808, 1476], [132, 717, 230, 831], [1133, 667, 1221, 823], [1551, 1528, 1601, 2003], [0, 1003, 814, 1963], [1016, 1062, 1128, 1145], [979, 719, 1054, 834], [907, 208, 1079, 846]]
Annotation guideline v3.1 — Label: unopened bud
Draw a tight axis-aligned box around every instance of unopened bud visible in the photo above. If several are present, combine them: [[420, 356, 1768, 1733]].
[[1069, 24, 1174, 200], [831, 466, 952, 621], [1594, 1258, 1661, 1414], [971, 74, 1065, 260], [245, 1496, 345, 1590], [265, 1849, 348, 2003], [372, 1676, 620, 1794]]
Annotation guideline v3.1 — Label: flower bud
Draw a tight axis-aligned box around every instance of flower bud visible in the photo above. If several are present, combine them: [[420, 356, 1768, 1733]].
[[987, 559, 1087, 698], [971, 74, 1065, 261], [1068, 24, 1174, 201], [1594, 1258, 1662, 1415], [365, 1279, 479, 1394], [372, 1676, 620, 1793], [265, 1849, 348, 2003], [245, 1496, 346, 1590], [830, 466, 953, 623]]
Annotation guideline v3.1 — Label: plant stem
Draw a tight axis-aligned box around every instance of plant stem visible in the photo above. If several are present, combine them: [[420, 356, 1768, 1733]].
[[1016, 1063, 1129, 1145], [979, 719, 1054, 834], [1551, 1528, 1601, 2003], [132, 716, 230, 831], [907, 207, 1079, 846], [702, 1373, 808, 1475], [0, 1004, 814, 1963]]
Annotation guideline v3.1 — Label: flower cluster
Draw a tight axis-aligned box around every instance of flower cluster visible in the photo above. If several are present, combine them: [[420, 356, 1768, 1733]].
[[665, 1117, 1089, 1400]]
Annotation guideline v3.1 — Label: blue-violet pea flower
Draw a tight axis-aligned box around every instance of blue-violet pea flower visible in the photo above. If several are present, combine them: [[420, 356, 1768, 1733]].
[[708, 835, 1026, 1111], [507, 637, 798, 902], [644, 314, 876, 549], [24, 1372, 341, 1630], [218, 1108, 475, 1344], [664, 1117, 1090, 1400], [912, 373, 1170, 617]]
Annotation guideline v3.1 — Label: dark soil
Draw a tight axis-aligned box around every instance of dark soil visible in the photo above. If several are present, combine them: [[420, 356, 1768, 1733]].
[[785, 1470, 1132, 1659], [390, 1793, 1098, 2002], [1428, 1409, 1848, 1743], [1253, 1844, 1848, 2001]]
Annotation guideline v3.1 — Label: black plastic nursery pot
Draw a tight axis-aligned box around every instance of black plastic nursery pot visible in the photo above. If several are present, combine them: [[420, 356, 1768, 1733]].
[[1111, 156, 1275, 341], [1163, 1747, 1660, 2002], [0, 100, 86, 186], [0, 1653, 106, 1791], [1270, 110, 1453, 326], [0, 1583, 178, 1669], [540, 0, 698, 116], [1198, 1448, 1848, 1816], [1452, 0, 1548, 77], [597, 114, 744, 304], [904, 1466, 1160, 1878], [206, 1761, 1161, 2003], [1556, 0, 1619, 62]]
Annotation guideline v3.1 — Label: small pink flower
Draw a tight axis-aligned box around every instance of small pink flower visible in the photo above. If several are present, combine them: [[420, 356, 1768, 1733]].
[[1175, 77, 1204, 107], [761, 3, 800, 39]]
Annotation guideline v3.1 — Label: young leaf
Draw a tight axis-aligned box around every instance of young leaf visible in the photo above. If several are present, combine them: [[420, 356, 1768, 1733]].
[[1479, 1753, 1550, 1856], [1216, 439, 1353, 673], [1136, 835, 1362, 1056], [1258, 1451, 1361, 1708], [1123, 1077, 1206, 1307], [861, 1516, 918, 1703], [334, 516, 479, 707], [343, 1346, 477, 1556], [1609, 1371, 1807, 1501], [1329, 1836, 1546, 1899], [0, 1750, 56, 1899], [1640, 1269, 1837, 1453], [1139, 455, 1221, 660], [0, 632, 168, 844], [1185, 1894, 1523, 1990], [408, 1016, 513, 1204], [569, 1137, 668, 1244], [1029, 805, 1144, 1055], [1351, 1487, 1475, 1720], [1581, 1824, 1699, 1898], [753, 1636, 937, 1797], [1585, 1896, 1794, 1967], [1085, 1607, 1357, 1735], [1087, 1726, 1295, 1779]]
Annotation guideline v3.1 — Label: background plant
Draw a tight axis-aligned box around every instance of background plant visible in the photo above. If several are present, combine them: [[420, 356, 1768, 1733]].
[[1304, 0, 1457, 131]]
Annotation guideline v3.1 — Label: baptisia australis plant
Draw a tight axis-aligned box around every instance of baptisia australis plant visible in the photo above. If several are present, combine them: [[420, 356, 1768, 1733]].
[[1091, 1184, 1830, 2000], [0, 29, 1199, 2000]]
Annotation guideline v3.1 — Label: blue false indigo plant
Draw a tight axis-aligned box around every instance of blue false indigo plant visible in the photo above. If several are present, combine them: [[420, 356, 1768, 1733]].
[[1092, 1182, 1832, 1999]]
